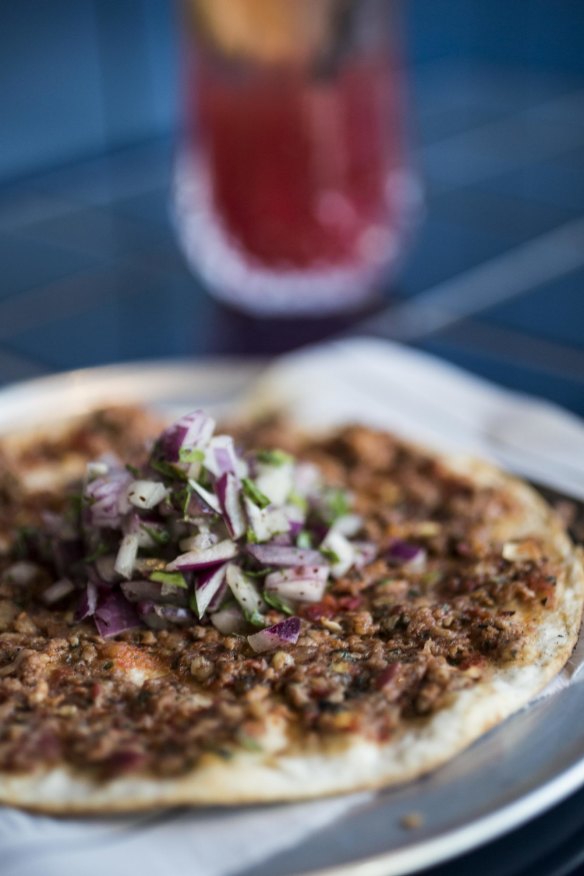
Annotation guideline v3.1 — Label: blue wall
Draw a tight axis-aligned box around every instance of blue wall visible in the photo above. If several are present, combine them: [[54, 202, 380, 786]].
[[1, 0, 583, 184]]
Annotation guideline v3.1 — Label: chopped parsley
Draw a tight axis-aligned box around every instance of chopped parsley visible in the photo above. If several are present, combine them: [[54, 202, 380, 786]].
[[296, 530, 312, 549], [141, 525, 170, 546], [150, 570, 187, 589], [263, 591, 294, 615], [150, 458, 186, 482], [243, 608, 266, 627], [242, 478, 270, 510], [256, 448, 293, 467], [320, 547, 340, 564], [321, 487, 350, 523], [179, 447, 205, 464], [246, 527, 259, 544], [125, 464, 141, 478], [84, 542, 110, 563]]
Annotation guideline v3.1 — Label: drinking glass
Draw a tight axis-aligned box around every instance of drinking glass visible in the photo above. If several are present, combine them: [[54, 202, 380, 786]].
[[174, 0, 420, 316]]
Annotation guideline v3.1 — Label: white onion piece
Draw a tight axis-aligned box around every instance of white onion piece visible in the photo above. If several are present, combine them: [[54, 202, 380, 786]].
[[244, 497, 290, 543], [211, 604, 247, 635], [265, 566, 329, 603], [127, 480, 168, 510], [168, 539, 238, 571], [42, 578, 75, 605], [320, 530, 355, 578], [179, 530, 219, 551], [95, 554, 119, 583], [247, 544, 326, 567], [248, 617, 301, 653], [352, 541, 378, 569], [189, 479, 221, 514], [255, 462, 294, 506], [114, 533, 140, 579], [4, 561, 40, 586], [293, 462, 321, 496], [195, 564, 227, 618], [216, 473, 246, 540], [226, 563, 264, 614], [332, 514, 363, 538]]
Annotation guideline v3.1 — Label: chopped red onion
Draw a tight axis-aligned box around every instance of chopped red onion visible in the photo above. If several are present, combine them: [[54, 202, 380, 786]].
[[95, 591, 140, 638], [75, 581, 98, 621], [121, 579, 164, 603], [85, 472, 130, 529], [226, 563, 264, 614], [203, 435, 240, 478], [320, 530, 355, 578], [189, 479, 221, 515], [216, 472, 246, 540], [158, 410, 215, 462], [387, 540, 426, 569], [293, 462, 321, 496], [332, 514, 363, 538], [114, 533, 139, 580], [246, 544, 327, 567], [244, 498, 290, 543], [210, 604, 247, 635], [248, 617, 301, 653], [168, 539, 238, 571], [179, 529, 219, 551], [255, 462, 294, 506], [138, 602, 192, 629], [41, 578, 75, 605], [194, 564, 228, 618], [265, 566, 329, 603], [4, 561, 41, 586], [352, 541, 378, 569], [127, 480, 168, 510]]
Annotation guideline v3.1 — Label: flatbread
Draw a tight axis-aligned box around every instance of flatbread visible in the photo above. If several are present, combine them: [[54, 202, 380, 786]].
[[0, 410, 582, 813]]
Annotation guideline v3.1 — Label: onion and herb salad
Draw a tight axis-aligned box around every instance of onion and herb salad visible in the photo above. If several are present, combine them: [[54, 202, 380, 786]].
[[39, 410, 380, 653]]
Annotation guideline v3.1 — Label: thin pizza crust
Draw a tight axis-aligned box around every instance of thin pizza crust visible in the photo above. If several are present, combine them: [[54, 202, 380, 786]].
[[1, 450, 582, 814]]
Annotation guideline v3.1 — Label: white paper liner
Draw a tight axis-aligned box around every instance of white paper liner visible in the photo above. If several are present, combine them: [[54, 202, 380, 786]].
[[1, 337, 583, 876]]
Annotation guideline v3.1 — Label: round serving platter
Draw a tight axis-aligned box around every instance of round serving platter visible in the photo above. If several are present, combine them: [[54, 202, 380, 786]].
[[1, 359, 584, 876]]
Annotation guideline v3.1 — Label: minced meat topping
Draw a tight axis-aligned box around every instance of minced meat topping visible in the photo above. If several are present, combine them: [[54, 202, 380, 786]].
[[0, 410, 559, 779]]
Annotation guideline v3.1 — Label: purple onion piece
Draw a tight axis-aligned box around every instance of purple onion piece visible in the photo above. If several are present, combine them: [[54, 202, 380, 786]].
[[157, 410, 215, 463], [246, 544, 327, 568], [195, 564, 228, 618], [216, 472, 245, 540], [94, 591, 140, 638], [85, 471, 130, 529], [387, 540, 426, 567], [75, 581, 98, 621], [247, 617, 301, 653], [169, 539, 238, 571]]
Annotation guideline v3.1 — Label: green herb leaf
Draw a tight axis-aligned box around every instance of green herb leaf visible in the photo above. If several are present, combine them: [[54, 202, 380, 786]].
[[141, 524, 171, 546], [320, 547, 340, 564], [179, 447, 205, 464], [150, 570, 188, 589], [238, 734, 263, 752], [296, 530, 312, 549], [263, 591, 294, 615], [244, 608, 266, 627], [288, 491, 308, 512], [84, 542, 110, 563], [322, 487, 349, 523], [242, 478, 271, 510], [246, 527, 259, 544], [150, 458, 187, 482], [125, 464, 141, 478], [256, 448, 293, 467]]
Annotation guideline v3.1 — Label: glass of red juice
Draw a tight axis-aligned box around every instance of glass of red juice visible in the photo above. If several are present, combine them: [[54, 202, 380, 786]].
[[174, 0, 420, 316]]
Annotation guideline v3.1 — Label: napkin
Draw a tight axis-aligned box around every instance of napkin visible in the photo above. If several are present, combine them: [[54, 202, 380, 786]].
[[1, 337, 583, 876]]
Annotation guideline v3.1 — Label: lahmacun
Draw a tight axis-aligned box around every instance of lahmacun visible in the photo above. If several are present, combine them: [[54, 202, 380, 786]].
[[0, 406, 582, 813]]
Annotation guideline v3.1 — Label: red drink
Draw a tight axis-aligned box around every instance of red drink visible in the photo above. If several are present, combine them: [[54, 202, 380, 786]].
[[175, 0, 418, 315]]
